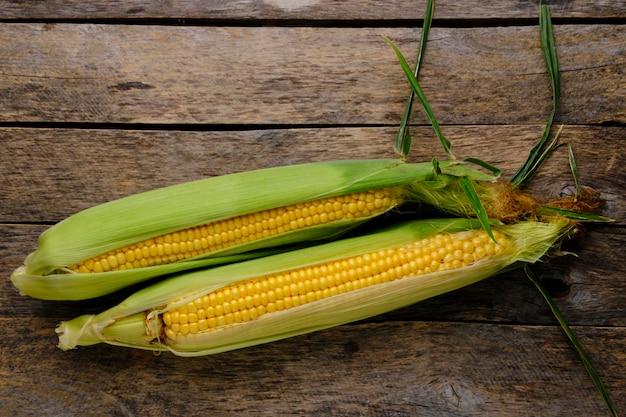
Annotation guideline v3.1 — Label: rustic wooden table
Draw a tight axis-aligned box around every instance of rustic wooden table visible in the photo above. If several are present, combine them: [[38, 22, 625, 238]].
[[1, 1, 624, 416]]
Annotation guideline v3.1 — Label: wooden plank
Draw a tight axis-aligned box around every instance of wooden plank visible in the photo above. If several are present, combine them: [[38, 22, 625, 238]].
[[1, 318, 623, 416], [2, 125, 623, 223], [0, 0, 624, 20], [0, 24, 623, 125]]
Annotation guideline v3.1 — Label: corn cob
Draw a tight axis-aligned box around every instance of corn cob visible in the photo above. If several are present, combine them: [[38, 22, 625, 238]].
[[11, 158, 512, 301], [56, 218, 571, 356]]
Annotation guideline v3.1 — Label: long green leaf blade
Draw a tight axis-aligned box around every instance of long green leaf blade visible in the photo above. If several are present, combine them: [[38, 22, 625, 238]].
[[538, 206, 613, 222], [459, 176, 495, 242], [511, 4, 561, 186], [525, 266, 618, 417], [463, 157, 502, 179], [568, 143, 581, 198], [395, 0, 435, 158], [385, 36, 453, 158]]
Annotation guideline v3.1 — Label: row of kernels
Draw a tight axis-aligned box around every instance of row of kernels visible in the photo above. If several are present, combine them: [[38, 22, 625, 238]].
[[163, 230, 512, 339], [164, 228, 510, 326], [71, 188, 400, 273], [158, 238, 426, 337]]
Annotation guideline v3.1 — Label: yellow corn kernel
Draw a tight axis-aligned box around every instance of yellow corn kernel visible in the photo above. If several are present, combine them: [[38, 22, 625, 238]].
[[69, 188, 401, 274], [161, 229, 507, 341]]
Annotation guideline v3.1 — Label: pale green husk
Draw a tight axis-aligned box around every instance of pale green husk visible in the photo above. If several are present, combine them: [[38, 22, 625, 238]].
[[12, 158, 496, 300], [56, 218, 571, 356]]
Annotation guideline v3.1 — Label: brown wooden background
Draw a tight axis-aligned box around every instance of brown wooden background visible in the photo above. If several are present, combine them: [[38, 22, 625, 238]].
[[1, 1, 624, 416]]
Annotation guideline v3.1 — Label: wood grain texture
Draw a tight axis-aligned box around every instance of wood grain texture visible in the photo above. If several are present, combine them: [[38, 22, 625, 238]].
[[2, 125, 623, 223], [0, 0, 624, 20], [1, 2, 624, 415], [0, 24, 623, 125], [0, 319, 623, 416]]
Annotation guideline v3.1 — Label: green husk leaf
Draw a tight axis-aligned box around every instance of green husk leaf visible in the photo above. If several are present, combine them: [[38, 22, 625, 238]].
[[459, 177, 496, 242], [12, 233, 328, 301], [24, 159, 418, 275], [394, 0, 434, 158], [525, 266, 618, 417]]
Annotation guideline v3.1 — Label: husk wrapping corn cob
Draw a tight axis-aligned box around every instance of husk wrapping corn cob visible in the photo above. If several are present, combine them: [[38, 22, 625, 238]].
[[12, 158, 525, 301], [56, 218, 571, 356]]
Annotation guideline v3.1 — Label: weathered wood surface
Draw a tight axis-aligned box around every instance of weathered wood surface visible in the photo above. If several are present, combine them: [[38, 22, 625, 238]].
[[1, 1, 624, 416], [2, 125, 624, 223], [0, 24, 623, 125], [0, 0, 624, 19], [1, 319, 624, 417]]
